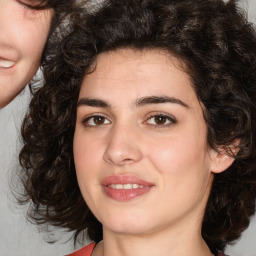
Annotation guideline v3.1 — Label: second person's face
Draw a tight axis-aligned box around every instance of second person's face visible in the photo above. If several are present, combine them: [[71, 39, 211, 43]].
[[0, 0, 52, 108]]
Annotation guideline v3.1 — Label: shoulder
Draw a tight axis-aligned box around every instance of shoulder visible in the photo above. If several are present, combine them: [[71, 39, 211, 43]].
[[66, 243, 96, 256]]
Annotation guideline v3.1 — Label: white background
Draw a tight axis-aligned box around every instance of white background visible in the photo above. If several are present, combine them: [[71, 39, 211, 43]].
[[0, 0, 255, 255]]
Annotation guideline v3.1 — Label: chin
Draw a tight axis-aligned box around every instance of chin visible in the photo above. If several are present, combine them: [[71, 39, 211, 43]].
[[101, 213, 153, 236]]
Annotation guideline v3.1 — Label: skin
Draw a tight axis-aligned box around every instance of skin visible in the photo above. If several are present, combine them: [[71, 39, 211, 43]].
[[0, 0, 53, 108], [73, 48, 234, 256]]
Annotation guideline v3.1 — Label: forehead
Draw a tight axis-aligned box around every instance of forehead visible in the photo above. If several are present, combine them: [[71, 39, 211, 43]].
[[80, 48, 198, 105], [89, 48, 188, 79]]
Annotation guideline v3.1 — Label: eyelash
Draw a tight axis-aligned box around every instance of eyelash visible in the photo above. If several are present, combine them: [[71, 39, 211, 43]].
[[81, 113, 176, 128], [81, 115, 111, 127], [17, 0, 37, 10], [145, 113, 176, 128]]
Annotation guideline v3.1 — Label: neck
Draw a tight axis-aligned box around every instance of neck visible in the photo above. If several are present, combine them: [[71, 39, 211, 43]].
[[93, 221, 214, 256]]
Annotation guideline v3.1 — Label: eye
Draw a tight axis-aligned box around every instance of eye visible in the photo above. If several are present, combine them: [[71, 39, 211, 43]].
[[82, 115, 111, 127], [146, 114, 176, 127], [16, 0, 40, 10]]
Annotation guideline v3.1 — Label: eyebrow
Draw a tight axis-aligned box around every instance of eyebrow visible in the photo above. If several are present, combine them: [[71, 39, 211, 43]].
[[77, 96, 189, 109], [135, 96, 189, 108], [77, 98, 110, 108]]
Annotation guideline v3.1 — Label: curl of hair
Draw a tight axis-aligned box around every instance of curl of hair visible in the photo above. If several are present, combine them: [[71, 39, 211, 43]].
[[19, 0, 256, 254]]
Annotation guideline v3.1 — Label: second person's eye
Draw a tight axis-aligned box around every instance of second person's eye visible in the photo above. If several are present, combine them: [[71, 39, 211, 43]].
[[16, 0, 39, 10]]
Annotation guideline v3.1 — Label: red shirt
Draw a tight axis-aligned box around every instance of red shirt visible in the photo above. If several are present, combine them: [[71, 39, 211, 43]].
[[66, 243, 96, 256], [67, 243, 228, 256]]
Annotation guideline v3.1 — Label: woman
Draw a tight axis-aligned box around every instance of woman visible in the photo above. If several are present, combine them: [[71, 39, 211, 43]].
[[19, 0, 256, 255], [0, 0, 75, 108]]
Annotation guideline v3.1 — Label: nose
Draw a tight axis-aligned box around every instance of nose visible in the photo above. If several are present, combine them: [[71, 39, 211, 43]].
[[103, 124, 143, 166]]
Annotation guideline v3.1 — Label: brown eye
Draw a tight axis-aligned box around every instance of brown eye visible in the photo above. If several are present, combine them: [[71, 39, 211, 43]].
[[154, 116, 167, 125], [83, 115, 111, 126], [93, 116, 105, 125], [146, 114, 176, 127]]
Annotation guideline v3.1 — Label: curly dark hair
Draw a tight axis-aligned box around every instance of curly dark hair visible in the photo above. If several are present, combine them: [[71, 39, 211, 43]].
[[19, 0, 256, 254]]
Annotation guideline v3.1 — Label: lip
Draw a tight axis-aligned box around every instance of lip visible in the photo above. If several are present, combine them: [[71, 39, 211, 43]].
[[101, 175, 154, 201], [0, 51, 18, 61]]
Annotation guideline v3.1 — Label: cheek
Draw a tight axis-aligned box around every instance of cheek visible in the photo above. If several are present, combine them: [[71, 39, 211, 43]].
[[73, 134, 105, 210], [148, 128, 209, 179], [21, 12, 52, 60], [149, 134, 211, 211], [73, 132, 103, 184]]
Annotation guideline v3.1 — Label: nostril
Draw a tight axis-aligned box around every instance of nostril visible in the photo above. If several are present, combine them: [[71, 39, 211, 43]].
[[103, 146, 143, 166], [122, 158, 134, 163]]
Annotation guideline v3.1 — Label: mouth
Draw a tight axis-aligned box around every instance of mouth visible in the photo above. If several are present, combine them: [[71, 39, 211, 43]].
[[108, 183, 148, 189], [0, 59, 16, 68], [102, 175, 154, 201]]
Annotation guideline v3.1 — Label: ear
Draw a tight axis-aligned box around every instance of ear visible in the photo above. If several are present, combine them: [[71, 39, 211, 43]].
[[209, 141, 240, 174], [209, 149, 234, 174]]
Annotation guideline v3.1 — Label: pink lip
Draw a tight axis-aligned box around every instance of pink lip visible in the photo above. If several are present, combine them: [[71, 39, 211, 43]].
[[0, 57, 12, 61], [0, 53, 18, 62], [101, 175, 154, 201]]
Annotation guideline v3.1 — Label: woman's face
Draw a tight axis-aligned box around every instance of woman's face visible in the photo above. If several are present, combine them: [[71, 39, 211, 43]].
[[74, 49, 227, 237], [0, 0, 52, 108]]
